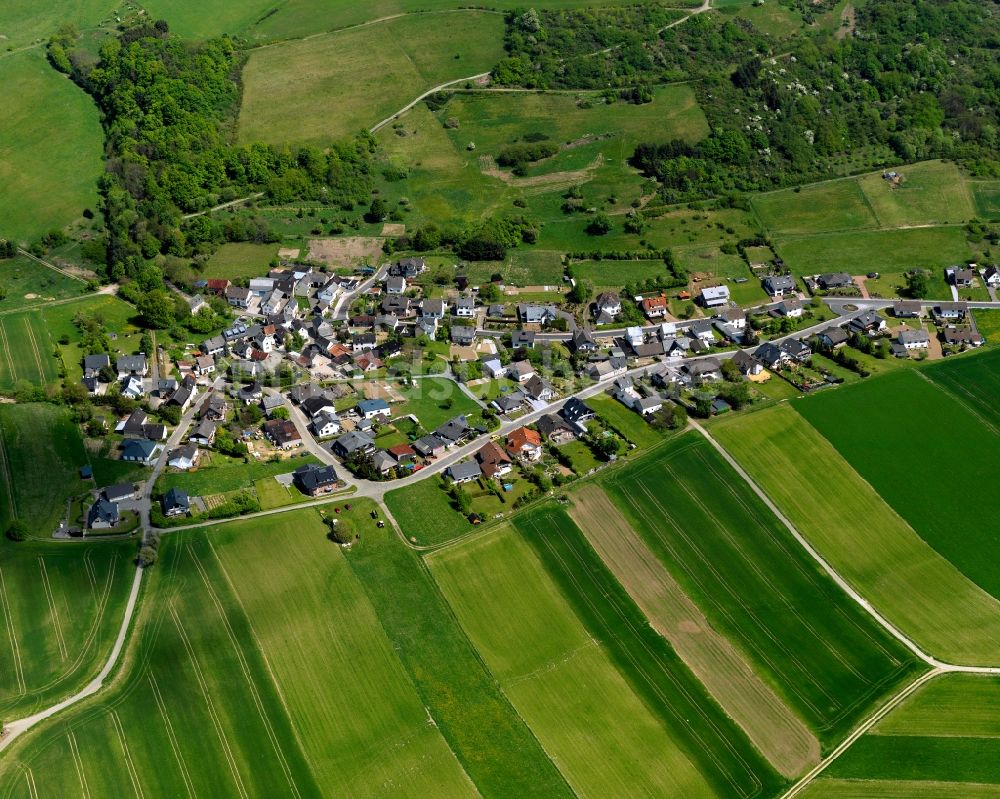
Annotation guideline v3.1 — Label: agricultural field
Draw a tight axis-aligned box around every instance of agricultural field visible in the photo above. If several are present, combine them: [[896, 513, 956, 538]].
[[856, 161, 975, 228], [974, 309, 1000, 344], [0, 508, 476, 798], [0, 308, 60, 391], [816, 675, 1000, 791], [971, 180, 1000, 220], [0, 50, 104, 245], [923, 347, 1000, 428], [238, 12, 507, 146], [599, 432, 920, 746], [343, 514, 574, 798], [202, 242, 279, 282], [753, 179, 878, 236], [0, 403, 91, 533], [0, 537, 136, 720], [429, 518, 780, 798], [796, 368, 1000, 599], [710, 404, 1000, 665], [0, 257, 86, 312], [384, 477, 471, 546], [773, 226, 972, 278]]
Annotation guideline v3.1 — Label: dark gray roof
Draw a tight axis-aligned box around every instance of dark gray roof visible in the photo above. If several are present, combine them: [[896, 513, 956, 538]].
[[293, 463, 338, 492], [162, 487, 189, 513], [447, 460, 482, 481]]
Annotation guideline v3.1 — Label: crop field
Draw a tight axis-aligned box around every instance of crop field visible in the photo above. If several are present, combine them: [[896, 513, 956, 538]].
[[384, 477, 470, 546], [158, 452, 319, 496], [599, 432, 919, 745], [856, 161, 975, 228], [796, 369, 1000, 599], [819, 675, 1000, 788], [239, 12, 506, 146], [710, 404, 1000, 665], [923, 347, 1000, 428], [0, 508, 475, 797], [0, 257, 86, 312], [0, 403, 91, 533], [971, 180, 1000, 219], [0, 309, 59, 391], [567, 484, 820, 778], [429, 518, 780, 798], [0, 537, 135, 721], [0, 50, 104, 245], [773, 226, 972, 278], [753, 179, 878, 236], [202, 242, 279, 281], [342, 516, 574, 798]]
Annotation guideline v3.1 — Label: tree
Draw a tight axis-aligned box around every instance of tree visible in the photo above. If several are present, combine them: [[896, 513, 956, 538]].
[[905, 270, 929, 299], [365, 198, 388, 223], [271, 406, 289, 420], [586, 214, 612, 236], [138, 545, 158, 567], [718, 380, 751, 409], [137, 290, 175, 329], [567, 279, 592, 305], [720, 358, 742, 382]]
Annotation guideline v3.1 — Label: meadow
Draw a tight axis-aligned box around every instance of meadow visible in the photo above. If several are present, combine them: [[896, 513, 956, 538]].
[[395, 376, 481, 429], [752, 179, 878, 235], [0, 537, 135, 721], [0, 50, 104, 245], [384, 477, 470, 546], [710, 404, 1000, 665], [0, 257, 86, 312], [573, 258, 670, 290], [588, 394, 666, 449], [202, 242, 279, 281], [855, 161, 975, 228], [429, 519, 774, 799], [344, 515, 574, 798], [158, 451, 319, 497], [0, 309, 59, 391], [971, 180, 1000, 219], [796, 368, 1000, 599], [0, 508, 476, 798], [238, 12, 507, 146], [973, 309, 1000, 344], [41, 294, 142, 384], [600, 432, 919, 746]]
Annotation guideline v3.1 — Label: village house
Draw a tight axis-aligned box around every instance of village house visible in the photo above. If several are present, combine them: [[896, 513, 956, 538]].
[[780, 338, 812, 363], [293, 463, 339, 497], [818, 326, 849, 349], [506, 427, 543, 462], [933, 302, 967, 322], [83, 353, 110, 379], [625, 326, 645, 348], [640, 295, 668, 319], [509, 360, 535, 383], [847, 310, 887, 336], [167, 444, 200, 471], [446, 460, 482, 484], [476, 441, 513, 479], [898, 329, 929, 350], [688, 319, 716, 344], [700, 285, 730, 308], [454, 297, 476, 318], [492, 393, 526, 415], [116, 354, 147, 379], [188, 294, 208, 315], [88, 498, 120, 530], [387, 444, 416, 466], [412, 435, 447, 459], [892, 300, 922, 318], [205, 278, 231, 296], [518, 304, 558, 326], [983, 266, 1000, 287], [386, 276, 406, 294], [594, 292, 622, 323], [482, 358, 505, 379], [731, 350, 764, 378], [942, 325, 985, 348], [774, 297, 804, 318], [161, 488, 190, 517], [121, 439, 158, 464], [949, 267, 975, 287], [570, 330, 598, 353], [189, 419, 217, 446], [511, 329, 536, 349], [716, 307, 746, 330], [225, 286, 251, 308], [683, 358, 723, 384], [753, 342, 788, 370], [763, 274, 796, 298], [332, 430, 376, 459], [352, 332, 377, 352], [356, 398, 390, 420], [312, 411, 341, 439], [435, 415, 471, 446], [561, 397, 595, 431], [524, 374, 554, 402], [451, 326, 476, 346], [263, 419, 302, 450], [817, 273, 852, 290], [194, 354, 215, 376]]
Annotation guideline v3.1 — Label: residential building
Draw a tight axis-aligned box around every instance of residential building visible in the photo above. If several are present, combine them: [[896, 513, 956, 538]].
[[451, 326, 476, 346], [716, 307, 746, 329], [352, 332, 377, 352], [774, 297, 804, 318], [518, 304, 557, 325], [205, 278, 231, 296], [509, 360, 535, 383], [121, 439, 158, 464], [892, 300, 922, 318], [683, 358, 722, 383], [511, 330, 536, 349], [763, 274, 796, 297], [561, 397, 595, 430], [263, 419, 302, 450], [83, 353, 110, 378], [818, 326, 849, 349], [293, 464, 339, 497], [167, 444, 200, 471], [434, 415, 470, 445], [386, 276, 406, 294], [731, 350, 763, 377], [88, 499, 119, 529], [446, 460, 482, 484], [537, 413, 577, 444], [817, 272, 853, 290], [570, 330, 598, 353], [189, 419, 217, 446], [640, 295, 668, 319], [594, 292, 622, 323], [162, 488, 189, 517], [933, 302, 967, 322], [898, 329, 929, 350], [421, 298, 445, 320], [688, 319, 716, 344], [454, 297, 475, 318], [506, 427, 543, 462], [753, 342, 787, 369], [847, 310, 887, 335], [524, 374, 554, 402], [225, 286, 251, 308], [625, 326, 645, 348], [984, 266, 1000, 287], [412, 435, 447, 459], [102, 483, 135, 503], [476, 441, 513, 479], [116, 354, 147, 378], [780, 338, 812, 362], [194, 354, 215, 376], [492, 394, 526, 415], [950, 267, 975, 287], [482, 358, 505, 378], [312, 411, 341, 439], [356, 398, 390, 420], [332, 430, 376, 459], [942, 325, 985, 348], [700, 285, 730, 308]]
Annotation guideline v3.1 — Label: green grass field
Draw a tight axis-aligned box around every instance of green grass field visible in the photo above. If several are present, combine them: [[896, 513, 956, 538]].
[[0, 257, 86, 312], [41, 295, 142, 384], [429, 522, 748, 798], [974, 309, 1000, 344], [710, 404, 1000, 665], [971, 180, 1000, 219], [773, 226, 972, 278], [573, 258, 670, 290], [796, 368, 1000, 599], [0, 508, 476, 797], [0, 50, 104, 245], [344, 516, 574, 798], [0, 403, 91, 533], [753, 179, 878, 236], [0, 308, 60, 391], [588, 394, 666, 449], [923, 347, 1000, 428], [239, 12, 506, 146], [395, 377, 480, 429], [600, 432, 919, 745], [384, 476, 471, 546], [158, 452, 319, 496], [202, 242, 278, 281], [0, 537, 135, 720], [856, 161, 975, 228]]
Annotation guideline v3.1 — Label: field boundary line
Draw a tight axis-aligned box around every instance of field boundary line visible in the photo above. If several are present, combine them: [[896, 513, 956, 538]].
[[67, 730, 92, 799], [780, 668, 944, 798], [0, 320, 17, 384], [15, 248, 88, 284], [148, 671, 197, 799], [21, 317, 46, 383], [914, 368, 998, 437], [169, 604, 250, 799], [0, 416, 14, 517], [0, 567, 26, 695], [187, 545, 303, 799], [23, 768, 38, 799], [110, 709, 146, 799], [37, 558, 68, 661]]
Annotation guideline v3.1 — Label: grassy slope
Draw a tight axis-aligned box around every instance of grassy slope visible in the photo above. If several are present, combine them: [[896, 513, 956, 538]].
[[0, 0, 117, 49], [710, 404, 1000, 665], [0, 538, 135, 720], [0, 509, 474, 798], [588, 394, 666, 449], [343, 518, 574, 798], [0, 50, 103, 244], [41, 295, 142, 384], [753, 179, 878, 235], [600, 432, 918, 746], [856, 160, 975, 227], [428, 522, 734, 799], [239, 12, 506, 146], [795, 368, 1000, 599], [159, 452, 319, 496], [202, 242, 279, 281], [0, 256, 85, 312]]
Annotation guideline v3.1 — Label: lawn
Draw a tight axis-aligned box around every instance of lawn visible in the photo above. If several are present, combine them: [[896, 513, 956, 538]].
[[559, 438, 602, 474], [253, 476, 311, 510], [0, 49, 104, 245], [0, 308, 60, 391], [239, 12, 507, 145], [773, 226, 972, 277], [384, 476, 471, 546], [0, 537, 136, 721], [588, 394, 665, 449], [158, 451, 319, 496], [796, 368, 1000, 599], [753, 178, 878, 235], [202, 242, 278, 282], [572, 258, 670, 291], [600, 432, 920, 745], [857, 161, 976, 228], [974, 309, 1000, 344], [396, 376, 480, 429], [428, 521, 752, 798], [710, 403, 1000, 665], [0, 256, 86, 312], [344, 514, 573, 798], [0, 403, 92, 533], [42, 294, 143, 384], [0, 508, 475, 797]]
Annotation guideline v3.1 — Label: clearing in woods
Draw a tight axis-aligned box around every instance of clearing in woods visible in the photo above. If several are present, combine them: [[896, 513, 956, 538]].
[[568, 483, 820, 778], [710, 403, 1000, 665], [599, 432, 921, 747], [0, 509, 475, 798]]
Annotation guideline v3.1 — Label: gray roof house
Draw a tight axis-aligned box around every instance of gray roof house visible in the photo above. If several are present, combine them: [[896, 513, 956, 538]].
[[446, 460, 482, 484]]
